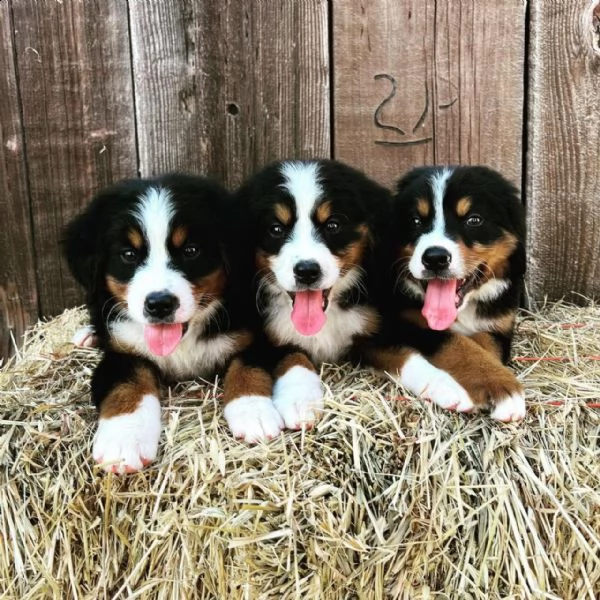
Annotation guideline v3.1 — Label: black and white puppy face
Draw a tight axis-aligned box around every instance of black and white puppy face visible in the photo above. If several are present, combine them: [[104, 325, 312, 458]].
[[392, 166, 525, 329], [65, 175, 229, 356], [241, 160, 381, 337]]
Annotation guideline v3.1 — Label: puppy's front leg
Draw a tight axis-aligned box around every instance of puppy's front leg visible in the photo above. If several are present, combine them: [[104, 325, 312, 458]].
[[223, 358, 283, 443], [427, 335, 525, 422], [364, 346, 474, 413], [272, 352, 324, 430], [91, 352, 162, 474]]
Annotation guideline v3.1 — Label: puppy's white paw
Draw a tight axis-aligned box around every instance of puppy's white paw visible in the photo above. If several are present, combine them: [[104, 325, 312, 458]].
[[72, 325, 99, 348], [224, 396, 284, 443], [400, 354, 474, 413], [273, 366, 324, 429], [93, 394, 162, 474], [490, 393, 526, 422]]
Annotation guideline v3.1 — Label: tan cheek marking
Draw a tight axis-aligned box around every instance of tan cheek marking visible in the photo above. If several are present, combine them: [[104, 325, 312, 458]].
[[417, 198, 430, 219], [274, 353, 317, 379], [462, 233, 518, 278], [337, 224, 370, 273], [222, 358, 273, 404], [315, 200, 332, 224], [106, 276, 128, 303], [192, 267, 226, 303], [456, 197, 472, 218], [171, 225, 187, 248], [100, 366, 159, 418], [275, 203, 292, 226], [127, 228, 143, 249]]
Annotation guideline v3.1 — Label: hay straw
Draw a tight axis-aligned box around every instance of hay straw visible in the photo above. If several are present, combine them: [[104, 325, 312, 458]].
[[0, 302, 599, 599]]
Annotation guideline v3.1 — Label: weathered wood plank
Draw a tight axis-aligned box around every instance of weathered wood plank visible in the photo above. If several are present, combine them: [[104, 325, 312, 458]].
[[129, 0, 330, 187], [526, 0, 600, 302], [12, 0, 137, 317], [333, 0, 435, 186], [0, 2, 38, 360], [333, 1, 525, 188]]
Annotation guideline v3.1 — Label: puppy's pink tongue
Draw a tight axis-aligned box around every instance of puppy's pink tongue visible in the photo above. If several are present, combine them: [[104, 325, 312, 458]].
[[422, 279, 458, 330], [144, 323, 183, 356], [291, 290, 326, 336]]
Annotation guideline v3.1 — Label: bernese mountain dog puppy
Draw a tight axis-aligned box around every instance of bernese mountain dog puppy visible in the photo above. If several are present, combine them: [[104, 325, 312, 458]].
[[369, 166, 527, 421], [234, 159, 391, 432], [65, 174, 284, 473]]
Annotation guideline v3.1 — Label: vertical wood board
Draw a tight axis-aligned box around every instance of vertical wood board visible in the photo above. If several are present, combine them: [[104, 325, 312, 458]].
[[526, 0, 600, 301], [12, 0, 137, 317], [0, 2, 38, 359], [333, 1, 526, 188], [129, 0, 330, 187]]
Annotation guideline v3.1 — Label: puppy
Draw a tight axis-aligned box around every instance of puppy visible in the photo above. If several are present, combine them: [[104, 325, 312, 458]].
[[65, 174, 283, 472], [233, 159, 391, 432], [370, 166, 527, 421]]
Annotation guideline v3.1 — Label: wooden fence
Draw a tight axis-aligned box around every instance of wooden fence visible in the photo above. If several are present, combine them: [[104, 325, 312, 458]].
[[1, 0, 600, 360]]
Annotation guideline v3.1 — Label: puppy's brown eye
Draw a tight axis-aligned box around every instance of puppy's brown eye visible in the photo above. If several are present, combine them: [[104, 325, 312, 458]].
[[269, 223, 285, 238], [121, 248, 138, 264], [325, 219, 340, 234], [466, 214, 483, 227], [412, 216, 422, 227], [183, 243, 200, 259]]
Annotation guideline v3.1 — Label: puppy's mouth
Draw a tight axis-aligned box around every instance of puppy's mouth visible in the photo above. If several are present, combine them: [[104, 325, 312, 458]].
[[287, 288, 331, 336], [420, 267, 482, 331], [144, 322, 189, 357], [288, 288, 330, 311]]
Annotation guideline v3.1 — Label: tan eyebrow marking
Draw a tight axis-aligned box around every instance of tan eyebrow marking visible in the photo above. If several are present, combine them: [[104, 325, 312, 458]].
[[274, 203, 292, 225], [315, 200, 332, 224], [456, 196, 472, 217], [416, 198, 430, 218], [171, 225, 188, 248], [127, 228, 143, 249]]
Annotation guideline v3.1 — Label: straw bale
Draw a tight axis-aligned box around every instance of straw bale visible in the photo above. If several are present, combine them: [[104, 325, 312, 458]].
[[0, 302, 599, 599]]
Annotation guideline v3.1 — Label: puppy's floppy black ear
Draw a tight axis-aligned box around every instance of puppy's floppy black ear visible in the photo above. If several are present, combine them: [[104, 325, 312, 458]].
[[63, 200, 103, 290]]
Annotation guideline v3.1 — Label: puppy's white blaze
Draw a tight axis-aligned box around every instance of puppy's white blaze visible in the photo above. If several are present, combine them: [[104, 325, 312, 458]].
[[409, 167, 466, 278], [127, 187, 196, 323], [399, 353, 474, 412], [274, 161, 340, 290], [490, 393, 526, 422], [273, 366, 324, 429], [279, 161, 322, 215], [223, 395, 284, 443], [93, 394, 162, 473]]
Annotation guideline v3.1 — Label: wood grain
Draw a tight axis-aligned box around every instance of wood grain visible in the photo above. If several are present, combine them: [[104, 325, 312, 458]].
[[129, 0, 330, 187], [526, 0, 600, 302], [12, 0, 137, 317], [0, 3, 38, 359], [333, 1, 526, 188]]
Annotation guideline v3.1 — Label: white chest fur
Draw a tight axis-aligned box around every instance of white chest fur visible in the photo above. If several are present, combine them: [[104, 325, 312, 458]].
[[264, 293, 373, 365]]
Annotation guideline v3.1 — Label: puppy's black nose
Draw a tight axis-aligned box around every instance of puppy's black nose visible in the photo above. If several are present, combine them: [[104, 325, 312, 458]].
[[422, 246, 452, 272], [293, 260, 322, 285], [144, 291, 179, 319]]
